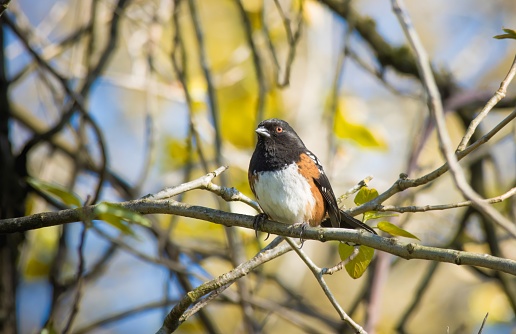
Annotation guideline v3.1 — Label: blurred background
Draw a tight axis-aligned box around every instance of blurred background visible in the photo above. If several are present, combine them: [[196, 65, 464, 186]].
[[1, 0, 516, 333]]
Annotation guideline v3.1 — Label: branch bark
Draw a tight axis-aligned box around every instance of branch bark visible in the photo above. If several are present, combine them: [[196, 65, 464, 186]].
[[1, 197, 515, 275]]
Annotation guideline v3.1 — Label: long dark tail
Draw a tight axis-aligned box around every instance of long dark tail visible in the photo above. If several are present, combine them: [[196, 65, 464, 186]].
[[322, 210, 377, 235]]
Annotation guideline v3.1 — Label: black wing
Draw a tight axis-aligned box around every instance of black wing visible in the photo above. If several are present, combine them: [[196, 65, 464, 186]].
[[308, 151, 376, 234], [313, 168, 341, 229]]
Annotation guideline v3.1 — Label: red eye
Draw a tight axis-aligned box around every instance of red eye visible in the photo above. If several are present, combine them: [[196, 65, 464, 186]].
[[276, 126, 283, 133]]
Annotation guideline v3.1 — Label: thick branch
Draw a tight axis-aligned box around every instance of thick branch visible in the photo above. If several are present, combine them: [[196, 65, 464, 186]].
[[1, 199, 515, 276]]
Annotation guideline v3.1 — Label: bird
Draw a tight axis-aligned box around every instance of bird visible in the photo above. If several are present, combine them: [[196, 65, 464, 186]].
[[248, 118, 376, 237]]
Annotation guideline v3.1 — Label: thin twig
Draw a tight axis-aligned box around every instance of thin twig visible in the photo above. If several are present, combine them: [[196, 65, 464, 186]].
[[74, 299, 178, 334], [91, 227, 205, 279], [273, 0, 303, 87], [396, 262, 439, 332], [171, 0, 209, 173], [235, 0, 266, 124], [285, 238, 366, 333], [350, 107, 516, 218], [477, 312, 489, 334], [321, 245, 360, 275], [146, 166, 260, 210], [378, 187, 516, 213], [457, 55, 516, 151], [156, 238, 290, 334], [62, 222, 88, 333], [337, 175, 373, 206], [187, 0, 225, 174]]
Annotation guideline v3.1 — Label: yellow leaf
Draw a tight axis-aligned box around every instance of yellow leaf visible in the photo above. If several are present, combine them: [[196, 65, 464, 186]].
[[339, 243, 374, 279], [332, 98, 387, 149], [354, 187, 379, 206], [378, 221, 420, 240], [163, 137, 192, 169]]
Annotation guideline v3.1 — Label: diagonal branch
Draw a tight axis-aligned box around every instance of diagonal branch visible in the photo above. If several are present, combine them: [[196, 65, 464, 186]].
[[285, 238, 365, 333], [457, 54, 516, 150], [392, 0, 516, 238], [155, 238, 291, 334]]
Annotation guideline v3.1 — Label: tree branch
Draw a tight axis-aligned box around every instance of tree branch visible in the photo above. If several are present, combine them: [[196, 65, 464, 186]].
[[457, 54, 516, 151], [1, 195, 515, 275], [0, 0, 11, 18], [392, 0, 516, 238], [285, 238, 365, 333], [156, 238, 292, 333], [378, 187, 516, 213]]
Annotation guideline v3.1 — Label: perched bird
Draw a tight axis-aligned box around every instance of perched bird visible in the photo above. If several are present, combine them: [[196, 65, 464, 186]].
[[248, 118, 376, 235]]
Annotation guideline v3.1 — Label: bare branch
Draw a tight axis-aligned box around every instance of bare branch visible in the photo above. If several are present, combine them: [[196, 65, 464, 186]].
[[155, 239, 291, 333], [1, 194, 515, 275], [285, 238, 366, 333], [62, 222, 88, 334], [392, 0, 516, 238], [74, 299, 178, 334], [350, 106, 516, 218], [379, 187, 516, 213], [187, 0, 225, 172], [272, 0, 303, 87], [457, 55, 516, 151], [320, 0, 454, 95], [337, 175, 373, 206], [322, 245, 360, 275], [477, 313, 489, 334], [235, 0, 267, 123], [396, 262, 439, 332]]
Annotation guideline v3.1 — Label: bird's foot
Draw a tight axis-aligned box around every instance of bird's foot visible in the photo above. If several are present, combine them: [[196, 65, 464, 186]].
[[253, 213, 270, 240], [290, 223, 309, 248]]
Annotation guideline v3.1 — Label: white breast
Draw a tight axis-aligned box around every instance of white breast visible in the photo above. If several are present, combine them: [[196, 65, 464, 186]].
[[253, 163, 315, 225]]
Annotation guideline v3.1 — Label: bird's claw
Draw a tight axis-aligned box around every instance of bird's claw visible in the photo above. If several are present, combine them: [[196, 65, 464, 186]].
[[290, 223, 308, 248], [253, 213, 270, 240]]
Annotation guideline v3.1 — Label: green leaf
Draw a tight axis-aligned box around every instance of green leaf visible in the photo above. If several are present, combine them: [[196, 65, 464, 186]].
[[364, 211, 398, 221], [27, 177, 82, 208], [377, 221, 420, 240], [354, 187, 379, 206], [95, 202, 151, 236], [494, 28, 516, 40], [339, 243, 374, 279]]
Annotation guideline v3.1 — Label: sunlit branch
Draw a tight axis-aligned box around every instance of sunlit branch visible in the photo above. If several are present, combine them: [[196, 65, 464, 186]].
[[392, 0, 516, 238]]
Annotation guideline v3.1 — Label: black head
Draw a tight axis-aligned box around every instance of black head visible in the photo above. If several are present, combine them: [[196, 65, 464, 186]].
[[250, 119, 306, 172], [255, 118, 304, 147]]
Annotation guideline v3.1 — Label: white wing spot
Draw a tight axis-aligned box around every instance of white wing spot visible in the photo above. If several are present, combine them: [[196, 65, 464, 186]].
[[306, 151, 320, 165]]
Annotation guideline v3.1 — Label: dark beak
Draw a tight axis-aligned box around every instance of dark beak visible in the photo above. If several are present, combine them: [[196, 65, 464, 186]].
[[255, 127, 270, 138]]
